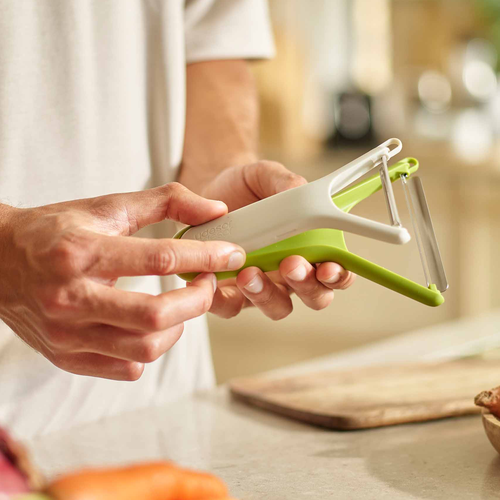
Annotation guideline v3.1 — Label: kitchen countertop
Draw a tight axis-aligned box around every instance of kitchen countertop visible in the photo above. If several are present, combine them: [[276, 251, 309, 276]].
[[27, 311, 500, 499]]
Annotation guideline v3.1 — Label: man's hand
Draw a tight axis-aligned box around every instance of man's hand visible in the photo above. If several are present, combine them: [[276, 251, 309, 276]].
[[179, 60, 354, 320], [200, 161, 356, 320], [0, 184, 245, 380]]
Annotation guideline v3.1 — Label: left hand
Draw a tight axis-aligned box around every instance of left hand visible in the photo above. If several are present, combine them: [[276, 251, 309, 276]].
[[201, 161, 356, 320]]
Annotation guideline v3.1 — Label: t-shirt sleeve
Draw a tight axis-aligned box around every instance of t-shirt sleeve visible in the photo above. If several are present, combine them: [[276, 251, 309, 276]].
[[184, 0, 275, 63]]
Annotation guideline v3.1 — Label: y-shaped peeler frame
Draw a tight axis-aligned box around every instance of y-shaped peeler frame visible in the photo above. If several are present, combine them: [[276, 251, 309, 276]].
[[175, 140, 448, 307]]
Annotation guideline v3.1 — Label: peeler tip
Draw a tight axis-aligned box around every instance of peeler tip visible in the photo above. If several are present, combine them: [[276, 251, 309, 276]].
[[396, 228, 412, 245]]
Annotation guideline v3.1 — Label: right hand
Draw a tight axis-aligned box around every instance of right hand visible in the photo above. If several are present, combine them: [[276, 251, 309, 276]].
[[0, 183, 246, 380]]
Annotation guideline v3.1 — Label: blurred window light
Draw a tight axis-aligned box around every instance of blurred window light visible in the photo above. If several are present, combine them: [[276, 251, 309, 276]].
[[302, 78, 336, 140], [461, 38, 498, 102], [452, 108, 493, 164], [418, 71, 452, 113], [488, 81, 500, 135], [465, 38, 497, 69], [414, 108, 452, 141], [463, 60, 497, 102], [296, 0, 350, 93], [352, 0, 392, 95]]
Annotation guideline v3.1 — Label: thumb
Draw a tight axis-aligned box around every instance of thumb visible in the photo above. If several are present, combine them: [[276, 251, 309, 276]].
[[93, 183, 228, 235], [244, 161, 307, 199]]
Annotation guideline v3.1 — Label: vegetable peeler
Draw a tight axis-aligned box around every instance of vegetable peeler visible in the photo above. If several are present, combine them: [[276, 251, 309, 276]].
[[175, 139, 448, 307]]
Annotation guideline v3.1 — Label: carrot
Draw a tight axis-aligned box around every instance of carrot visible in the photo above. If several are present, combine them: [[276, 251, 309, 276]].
[[475, 385, 500, 418], [44, 461, 230, 500], [170, 467, 230, 499]]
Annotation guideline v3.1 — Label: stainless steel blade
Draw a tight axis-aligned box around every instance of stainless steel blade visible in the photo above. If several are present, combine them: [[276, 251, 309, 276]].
[[401, 174, 449, 293], [379, 155, 402, 227]]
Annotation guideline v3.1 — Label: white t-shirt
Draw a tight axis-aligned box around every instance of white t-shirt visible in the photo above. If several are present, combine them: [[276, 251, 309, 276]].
[[0, 0, 274, 438]]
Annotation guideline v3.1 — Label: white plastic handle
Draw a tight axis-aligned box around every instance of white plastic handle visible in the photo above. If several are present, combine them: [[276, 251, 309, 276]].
[[325, 138, 402, 195], [178, 139, 410, 253]]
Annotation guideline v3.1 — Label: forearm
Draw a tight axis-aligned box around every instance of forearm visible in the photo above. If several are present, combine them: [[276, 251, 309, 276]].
[[0, 203, 19, 250], [0, 202, 16, 222], [179, 60, 260, 194], [0, 204, 29, 251], [0, 203, 21, 309]]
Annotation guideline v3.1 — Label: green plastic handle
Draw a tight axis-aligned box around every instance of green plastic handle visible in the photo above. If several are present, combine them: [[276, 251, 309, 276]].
[[179, 228, 443, 307], [333, 157, 418, 212], [177, 158, 445, 307]]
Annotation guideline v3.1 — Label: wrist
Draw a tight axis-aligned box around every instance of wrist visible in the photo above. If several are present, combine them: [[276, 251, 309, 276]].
[[0, 205, 37, 263], [0, 203, 20, 235], [0, 204, 23, 308]]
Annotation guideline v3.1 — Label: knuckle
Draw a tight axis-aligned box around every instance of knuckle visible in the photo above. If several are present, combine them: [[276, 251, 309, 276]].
[[49, 239, 75, 267], [251, 287, 274, 307], [256, 159, 282, 170], [91, 196, 138, 235], [339, 273, 356, 290], [308, 294, 334, 311], [224, 300, 244, 319], [121, 362, 144, 381], [39, 286, 71, 318], [163, 182, 188, 221], [216, 305, 238, 320], [271, 304, 293, 321], [254, 160, 279, 178], [291, 173, 307, 186], [249, 286, 293, 320], [200, 243, 216, 270], [304, 283, 326, 300], [281, 172, 307, 190], [143, 305, 166, 331], [46, 233, 90, 274], [256, 161, 307, 188], [147, 247, 176, 275], [166, 181, 184, 194], [137, 337, 163, 364], [297, 282, 334, 310]]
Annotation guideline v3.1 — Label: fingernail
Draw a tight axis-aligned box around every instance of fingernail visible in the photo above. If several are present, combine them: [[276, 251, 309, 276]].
[[227, 251, 246, 270], [214, 200, 227, 210], [286, 264, 307, 281], [244, 275, 264, 294], [323, 272, 341, 284], [192, 273, 217, 293]]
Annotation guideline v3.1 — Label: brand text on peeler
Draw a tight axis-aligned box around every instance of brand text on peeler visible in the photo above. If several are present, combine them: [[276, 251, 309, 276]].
[[193, 220, 232, 241]]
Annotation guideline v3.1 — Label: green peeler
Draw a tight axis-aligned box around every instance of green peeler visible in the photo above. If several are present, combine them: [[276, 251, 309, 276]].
[[175, 139, 448, 307]]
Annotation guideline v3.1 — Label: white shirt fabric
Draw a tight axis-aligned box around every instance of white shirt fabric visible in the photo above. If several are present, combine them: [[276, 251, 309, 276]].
[[0, 0, 274, 438]]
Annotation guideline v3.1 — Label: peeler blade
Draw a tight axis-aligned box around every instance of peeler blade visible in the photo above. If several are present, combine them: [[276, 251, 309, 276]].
[[379, 155, 402, 227], [401, 175, 449, 293]]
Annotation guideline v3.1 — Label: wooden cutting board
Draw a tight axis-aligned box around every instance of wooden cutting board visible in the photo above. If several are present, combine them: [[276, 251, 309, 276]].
[[229, 360, 500, 430]]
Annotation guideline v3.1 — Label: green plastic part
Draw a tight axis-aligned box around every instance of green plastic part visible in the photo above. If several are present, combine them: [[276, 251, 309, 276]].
[[332, 157, 419, 212], [177, 158, 445, 307]]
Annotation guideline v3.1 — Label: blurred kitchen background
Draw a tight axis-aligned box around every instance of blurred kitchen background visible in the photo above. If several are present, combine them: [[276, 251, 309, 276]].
[[208, 0, 500, 383]]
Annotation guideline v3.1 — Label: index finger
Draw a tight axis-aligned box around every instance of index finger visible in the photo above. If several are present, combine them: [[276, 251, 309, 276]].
[[85, 233, 246, 278]]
